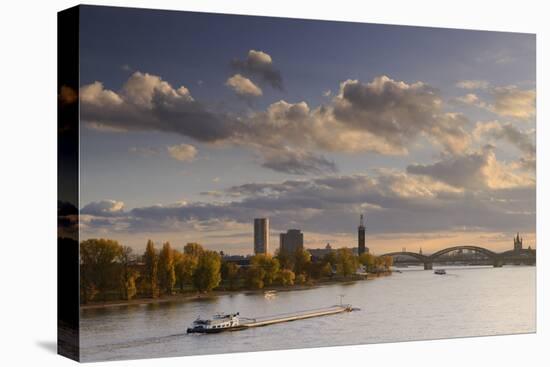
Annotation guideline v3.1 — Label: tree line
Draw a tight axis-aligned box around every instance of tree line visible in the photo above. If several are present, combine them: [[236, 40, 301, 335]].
[[80, 238, 392, 304]]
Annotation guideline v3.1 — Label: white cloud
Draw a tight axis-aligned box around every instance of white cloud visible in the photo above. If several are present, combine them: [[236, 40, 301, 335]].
[[231, 49, 283, 90], [82, 168, 535, 237], [225, 74, 263, 97], [81, 200, 125, 217], [80, 81, 123, 107], [453, 83, 535, 121], [491, 86, 535, 120], [80, 72, 234, 141], [167, 143, 198, 162], [407, 145, 534, 190]]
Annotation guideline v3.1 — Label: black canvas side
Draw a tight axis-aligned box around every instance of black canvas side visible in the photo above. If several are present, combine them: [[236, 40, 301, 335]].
[[57, 5, 80, 362]]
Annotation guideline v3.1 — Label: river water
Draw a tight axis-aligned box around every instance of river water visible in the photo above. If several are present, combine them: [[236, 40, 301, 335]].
[[80, 266, 536, 362]]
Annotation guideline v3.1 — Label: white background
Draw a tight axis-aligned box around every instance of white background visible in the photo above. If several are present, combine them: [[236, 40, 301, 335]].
[[0, 0, 548, 365]]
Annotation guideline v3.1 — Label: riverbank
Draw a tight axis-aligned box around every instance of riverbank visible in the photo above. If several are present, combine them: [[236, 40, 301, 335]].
[[80, 271, 391, 310]]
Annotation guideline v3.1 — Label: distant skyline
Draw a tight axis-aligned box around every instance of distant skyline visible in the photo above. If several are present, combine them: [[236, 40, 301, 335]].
[[75, 5, 536, 254]]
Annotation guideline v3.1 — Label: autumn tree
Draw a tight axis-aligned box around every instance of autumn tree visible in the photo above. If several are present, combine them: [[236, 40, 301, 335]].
[[175, 253, 198, 291], [192, 250, 221, 292], [359, 253, 376, 272], [221, 261, 240, 290], [336, 247, 358, 278], [251, 254, 280, 287], [293, 248, 311, 277], [80, 238, 122, 302], [184, 242, 204, 257], [275, 249, 294, 270], [246, 266, 266, 289], [307, 261, 333, 279], [118, 245, 137, 300], [322, 251, 337, 268], [295, 273, 307, 285], [278, 269, 295, 286], [382, 255, 393, 269], [158, 242, 176, 295], [143, 240, 159, 298]]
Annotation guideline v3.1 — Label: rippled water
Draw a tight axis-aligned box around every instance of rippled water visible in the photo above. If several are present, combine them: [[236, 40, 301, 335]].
[[80, 266, 536, 362]]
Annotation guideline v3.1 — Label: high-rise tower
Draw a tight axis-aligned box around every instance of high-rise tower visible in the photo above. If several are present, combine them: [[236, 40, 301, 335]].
[[279, 229, 304, 254], [358, 214, 367, 255], [254, 218, 269, 254]]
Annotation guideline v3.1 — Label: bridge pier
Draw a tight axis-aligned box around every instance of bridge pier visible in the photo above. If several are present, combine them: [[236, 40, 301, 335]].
[[424, 262, 433, 270], [493, 257, 503, 268]]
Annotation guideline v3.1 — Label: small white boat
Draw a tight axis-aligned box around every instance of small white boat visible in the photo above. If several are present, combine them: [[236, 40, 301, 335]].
[[434, 269, 446, 275], [187, 312, 241, 333], [264, 290, 277, 299]]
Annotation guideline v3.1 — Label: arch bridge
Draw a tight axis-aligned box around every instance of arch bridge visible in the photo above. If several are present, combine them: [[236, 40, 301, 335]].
[[380, 245, 504, 270]]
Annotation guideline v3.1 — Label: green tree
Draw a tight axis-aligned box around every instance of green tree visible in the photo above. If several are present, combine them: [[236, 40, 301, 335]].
[[80, 238, 122, 302], [278, 269, 295, 286], [192, 250, 221, 292], [336, 247, 358, 278], [143, 240, 159, 298], [158, 242, 176, 295]]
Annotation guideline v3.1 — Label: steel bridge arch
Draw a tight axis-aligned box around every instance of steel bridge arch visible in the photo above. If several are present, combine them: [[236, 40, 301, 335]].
[[379, 251, 429, 262], [429, 245, 497, 261]]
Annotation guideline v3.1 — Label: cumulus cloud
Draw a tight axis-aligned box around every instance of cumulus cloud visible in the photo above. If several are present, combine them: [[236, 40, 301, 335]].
[[332, 76, 471, 154], [491, 86, 535, 120], [474, 121, 535, 171], [242, 99, 406, 156], [231, 50, 283, 90], [260, 147, 338, 175], [167, 143, 198, 162], [81, 200, 126, 217], [241, 76, 472, 157], [80, 72, 235, 141], [407, 145, 534, 190], [474, 121, 535, 156], [81, 72, 475, 159], [82, 168, 535, 236], [453, 83, 535, 121], [225, 74, 263, 97]]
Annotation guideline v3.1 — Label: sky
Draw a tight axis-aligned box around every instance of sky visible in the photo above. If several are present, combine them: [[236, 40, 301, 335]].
[[72, 5, 536, 255]]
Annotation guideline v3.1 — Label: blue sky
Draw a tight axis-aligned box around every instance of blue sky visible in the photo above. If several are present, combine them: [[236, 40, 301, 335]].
[[74, 5, 536, 254]]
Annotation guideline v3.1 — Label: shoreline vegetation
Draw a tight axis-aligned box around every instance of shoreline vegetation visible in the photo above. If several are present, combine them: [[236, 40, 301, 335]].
[[79, 238, 393, 309], [80, 272, 392, 310]]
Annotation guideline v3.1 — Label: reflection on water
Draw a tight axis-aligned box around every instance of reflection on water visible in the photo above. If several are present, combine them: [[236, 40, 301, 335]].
[[80, 266, 535, 362]]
